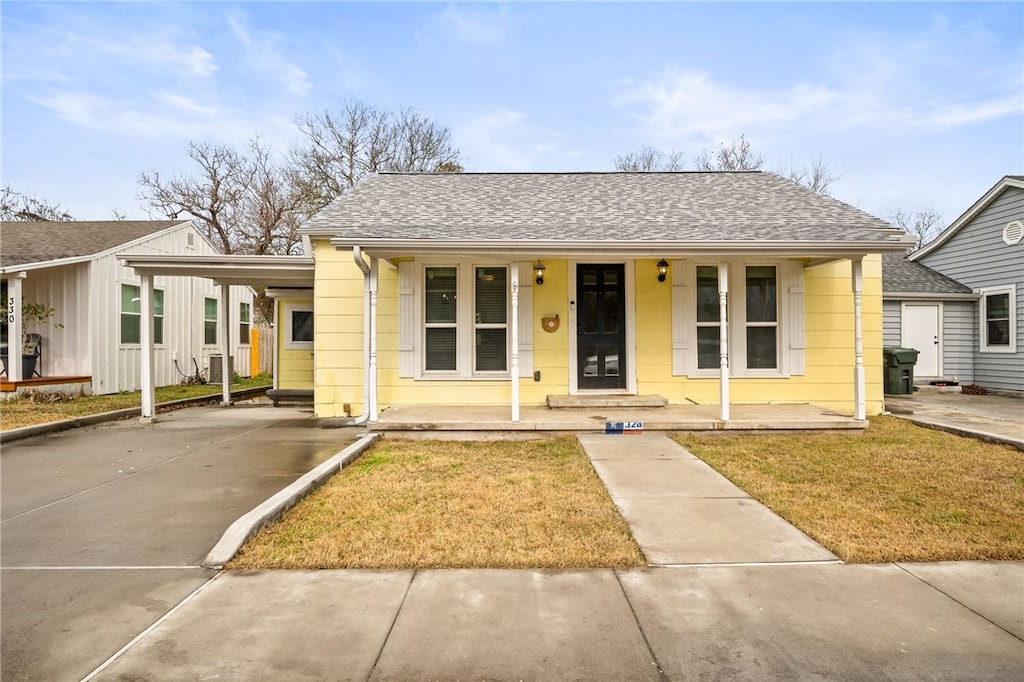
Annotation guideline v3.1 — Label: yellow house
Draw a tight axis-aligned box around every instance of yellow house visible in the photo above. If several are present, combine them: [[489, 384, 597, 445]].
[[293, 172, 915, 425]]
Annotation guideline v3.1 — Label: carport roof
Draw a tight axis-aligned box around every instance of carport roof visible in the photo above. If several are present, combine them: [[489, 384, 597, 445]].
[[119, 254, 314, 289]]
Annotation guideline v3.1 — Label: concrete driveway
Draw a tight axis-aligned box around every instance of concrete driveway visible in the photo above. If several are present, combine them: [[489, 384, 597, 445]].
[[0, 405, 359, 682], [885, 389, 1024, 449]]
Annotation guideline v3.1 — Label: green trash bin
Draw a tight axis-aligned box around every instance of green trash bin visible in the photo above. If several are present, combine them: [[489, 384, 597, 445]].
[[883, 347, 919, 395]]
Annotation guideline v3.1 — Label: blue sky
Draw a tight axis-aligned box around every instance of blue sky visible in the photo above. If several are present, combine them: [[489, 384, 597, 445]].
[[2, 1, 1021, 227]]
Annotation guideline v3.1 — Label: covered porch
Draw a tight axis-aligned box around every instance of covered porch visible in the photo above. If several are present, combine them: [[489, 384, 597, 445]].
[[366, 400, 866, 433]]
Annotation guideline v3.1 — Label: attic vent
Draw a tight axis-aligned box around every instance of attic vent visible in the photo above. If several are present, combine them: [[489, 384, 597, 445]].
[[1004, 220, 1023, 246], [187, 232, 195, 248]]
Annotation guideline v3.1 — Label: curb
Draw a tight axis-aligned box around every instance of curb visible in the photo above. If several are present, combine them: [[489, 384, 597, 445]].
[[202, 432, 380, 568], [0, 386, 270, 445], [892, 414, 1024, 452]]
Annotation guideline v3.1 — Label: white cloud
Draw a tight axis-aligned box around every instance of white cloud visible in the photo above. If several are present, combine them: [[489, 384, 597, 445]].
[[225, 10, 311, 97], [418, 4, 509, 48], [455, 107, 561, 171]]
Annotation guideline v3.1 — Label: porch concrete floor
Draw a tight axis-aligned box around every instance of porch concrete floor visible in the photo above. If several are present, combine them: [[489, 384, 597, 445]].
[[370, 403, 864, 432]]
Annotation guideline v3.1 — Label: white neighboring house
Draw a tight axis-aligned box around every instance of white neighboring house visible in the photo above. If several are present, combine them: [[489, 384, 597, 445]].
[[0, 220, 254, 395]]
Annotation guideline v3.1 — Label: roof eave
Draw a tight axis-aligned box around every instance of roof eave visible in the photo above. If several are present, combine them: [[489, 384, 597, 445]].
[[882, 291, 978, 301], [328, 237, 917, 258]]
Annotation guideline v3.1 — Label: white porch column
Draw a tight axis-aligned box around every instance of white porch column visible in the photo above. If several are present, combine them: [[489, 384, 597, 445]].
[[139, 274, 156, 420], [368, 257, 379, 422], [851, 258, 866, 421], [272, 298, 280, 391], [718, 262, 730, 422], [510, 262, 520, 423], [218, 282, 231, 406], [6, 273, 26, 382]]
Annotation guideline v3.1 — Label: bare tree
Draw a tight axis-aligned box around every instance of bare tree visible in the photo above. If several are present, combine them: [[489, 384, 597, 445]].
[[1, 185, 74, 221], [290, 99, 462, 214], [889, 208, 944, 249], [693, 134, 764, 171], [138, 138, 305, 256], [614, 145, 684, 172]]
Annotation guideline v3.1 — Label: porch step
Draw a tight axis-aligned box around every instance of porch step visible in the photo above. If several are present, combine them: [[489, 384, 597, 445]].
[[546, 394, 668, 409]]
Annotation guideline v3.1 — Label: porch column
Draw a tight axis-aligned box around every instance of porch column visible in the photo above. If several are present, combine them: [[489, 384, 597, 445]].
[[368, 257, 379, 422], [272, 298, 280, 390], [218, 282, 231, 406], [510, 262, 520, 423], [718, 263, 730, 422], [6, 273, 26, 382], [851, 258, 866, 421], [139, 274, 156, 420]]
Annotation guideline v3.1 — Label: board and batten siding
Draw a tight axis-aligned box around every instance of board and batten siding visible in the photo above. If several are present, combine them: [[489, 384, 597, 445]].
[[917, 186, 1024, 391], [91, 224, 253, 394], [19, 263, 91, 378]]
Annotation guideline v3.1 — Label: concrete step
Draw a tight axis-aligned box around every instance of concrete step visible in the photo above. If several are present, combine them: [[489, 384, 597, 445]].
[[547, 394, 668, 409]]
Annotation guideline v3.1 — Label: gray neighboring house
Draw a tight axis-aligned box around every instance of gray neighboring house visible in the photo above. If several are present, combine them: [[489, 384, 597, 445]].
[[883, 175, 1024, 392]]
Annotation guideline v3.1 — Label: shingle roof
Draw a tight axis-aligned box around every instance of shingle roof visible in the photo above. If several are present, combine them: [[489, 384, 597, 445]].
[[302, 172, 904, 243], [882, 253, 972, 295], [0, 221, 188, 267]]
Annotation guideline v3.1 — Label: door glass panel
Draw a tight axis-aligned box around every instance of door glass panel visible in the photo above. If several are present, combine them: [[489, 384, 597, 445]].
[[697, 327, 720, 369], [582, 270, 598, 286], [696, 266, 719, 322], [603, 291, 619, 333], [604, 269, 618, 286]]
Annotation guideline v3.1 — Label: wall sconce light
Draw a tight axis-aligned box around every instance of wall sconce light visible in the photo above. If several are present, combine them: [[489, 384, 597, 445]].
[[534, 262, 546, 285], [657, 259, 669, 283]]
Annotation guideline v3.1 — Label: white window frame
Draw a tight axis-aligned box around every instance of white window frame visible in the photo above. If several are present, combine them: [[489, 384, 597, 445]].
[[675, 259, 799, 378], [203, 296, 218, 347], [239, 301, 252, 347], [284, 303, 314, 350], [979, 285, 1017, 353], [120, 283, 164, 346], [415, 258, 511, 380]]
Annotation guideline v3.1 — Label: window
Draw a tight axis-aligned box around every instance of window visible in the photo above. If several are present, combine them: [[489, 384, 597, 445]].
[[744, 266, 778, 370], [419, 264, 510, 377], [424, 266, 457, 371], [120, 284, 163, 345], [474, 267, 507, 372], [980, 285, 1017, 353], [239, 302, 251, 345], [204, 297, 218, 345], [696, 266, 721, 369], [284, 303, 313, 350]]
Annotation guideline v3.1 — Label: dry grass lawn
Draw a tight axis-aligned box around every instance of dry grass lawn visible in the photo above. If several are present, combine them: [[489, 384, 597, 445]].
[[676, 416, 1024, 563], [229, 436, 645, 569]]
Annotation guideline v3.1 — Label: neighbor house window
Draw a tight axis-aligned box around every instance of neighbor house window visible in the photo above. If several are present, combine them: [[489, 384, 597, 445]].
[[204, 297, 218, 345], [696, 266, 721, 369], [239, 302, 251, 345], [744, 265, 778, 369], [980, 285, 1016, 353], [120, 284, 163, 345], [424, 266, 458, 371], [284, 303, 313, 350]]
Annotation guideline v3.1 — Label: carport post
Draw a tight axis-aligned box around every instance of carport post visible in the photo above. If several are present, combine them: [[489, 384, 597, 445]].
[[851, 258, 866, 421], [140, 274, 156, 419], [218, 282, 231, 406]]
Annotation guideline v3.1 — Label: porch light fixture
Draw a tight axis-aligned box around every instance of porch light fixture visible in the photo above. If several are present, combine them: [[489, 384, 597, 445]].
[[657, 259, 670, 283], [534, 262, 546, 285]]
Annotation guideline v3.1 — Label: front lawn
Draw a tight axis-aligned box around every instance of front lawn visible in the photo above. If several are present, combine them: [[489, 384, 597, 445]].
[[0, 375, 272, 431], [676, 416, 1024, 563], [228, 436, 646, 569]]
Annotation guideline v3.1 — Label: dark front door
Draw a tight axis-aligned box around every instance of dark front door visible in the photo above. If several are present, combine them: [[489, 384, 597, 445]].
[[577, 264, 626, 389]]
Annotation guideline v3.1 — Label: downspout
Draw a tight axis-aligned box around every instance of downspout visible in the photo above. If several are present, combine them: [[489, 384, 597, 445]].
[[341, 245, 374, 425]]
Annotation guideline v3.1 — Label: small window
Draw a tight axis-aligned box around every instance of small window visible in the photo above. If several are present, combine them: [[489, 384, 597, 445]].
[[239, 302, 251, 345], [204, 297, 218, 345], [696, 266, 721, 369], [980, 286, 1017, 353], [745, 265, 778, 369], [120, 284, 164, 345], [284, 303, 313, 350], [474, 266, 507, 372]]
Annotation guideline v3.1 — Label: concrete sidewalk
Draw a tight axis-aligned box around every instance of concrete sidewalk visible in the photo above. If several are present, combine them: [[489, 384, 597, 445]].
[[83, 430, 1023, 680], [579, 433, 837, 565], [885, 389, 1024, 450]]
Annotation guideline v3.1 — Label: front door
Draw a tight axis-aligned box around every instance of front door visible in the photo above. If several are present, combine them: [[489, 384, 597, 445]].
[[577, 264, 626, 389], [902, 303, 941, 377]]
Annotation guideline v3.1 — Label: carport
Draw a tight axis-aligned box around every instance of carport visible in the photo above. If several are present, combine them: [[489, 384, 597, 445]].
[[118, 253, 314, 418]]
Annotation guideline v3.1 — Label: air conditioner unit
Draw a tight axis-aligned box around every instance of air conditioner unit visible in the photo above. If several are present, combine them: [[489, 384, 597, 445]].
[[208, 355, 234, 383]]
